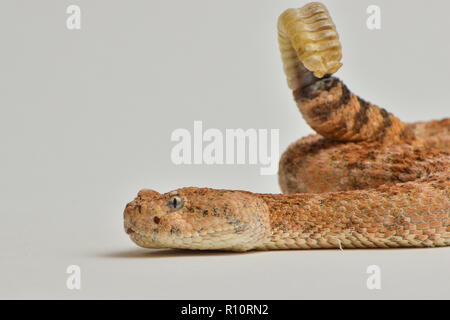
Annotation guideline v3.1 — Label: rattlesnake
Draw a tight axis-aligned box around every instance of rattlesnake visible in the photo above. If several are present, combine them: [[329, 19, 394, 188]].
[[124, 2, 449, 251]]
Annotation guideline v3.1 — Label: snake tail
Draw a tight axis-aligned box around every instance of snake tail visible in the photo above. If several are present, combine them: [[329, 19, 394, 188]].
[[278, 2, 415, 143]]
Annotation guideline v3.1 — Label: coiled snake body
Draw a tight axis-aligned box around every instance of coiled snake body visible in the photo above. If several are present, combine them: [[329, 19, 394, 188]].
[[124, 2, 449, 251]]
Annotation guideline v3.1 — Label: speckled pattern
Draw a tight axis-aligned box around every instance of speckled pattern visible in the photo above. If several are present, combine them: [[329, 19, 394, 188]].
[[123, 2, 449, 251]]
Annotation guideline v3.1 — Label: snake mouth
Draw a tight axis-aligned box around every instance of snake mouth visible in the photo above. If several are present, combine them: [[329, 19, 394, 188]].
[[126, 229, 168, 249]]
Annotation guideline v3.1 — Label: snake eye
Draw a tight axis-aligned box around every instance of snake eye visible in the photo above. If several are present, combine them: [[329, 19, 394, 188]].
[[168, 196, 184, 210]]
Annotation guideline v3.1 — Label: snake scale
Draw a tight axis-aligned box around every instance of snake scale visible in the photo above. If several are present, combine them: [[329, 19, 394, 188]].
[[124, 2, 449, 251]]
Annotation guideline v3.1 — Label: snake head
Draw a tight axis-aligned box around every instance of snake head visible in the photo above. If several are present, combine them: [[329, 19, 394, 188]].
[[123, 187, 270, 251]]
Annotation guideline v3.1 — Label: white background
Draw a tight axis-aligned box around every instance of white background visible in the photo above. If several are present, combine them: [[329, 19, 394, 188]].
[[0, 0, 449, 299]]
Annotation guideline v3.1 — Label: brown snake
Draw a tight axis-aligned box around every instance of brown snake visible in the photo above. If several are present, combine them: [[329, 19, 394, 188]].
[[124, 2, 449, 251]]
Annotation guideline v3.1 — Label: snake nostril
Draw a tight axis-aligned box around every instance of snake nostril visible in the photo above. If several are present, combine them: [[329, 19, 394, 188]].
[[153, 216, 160, 224], [126, 228, 135, 235]]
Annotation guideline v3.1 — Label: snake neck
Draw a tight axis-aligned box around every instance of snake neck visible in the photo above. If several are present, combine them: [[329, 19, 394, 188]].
[[258, 192, 358, 249]]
